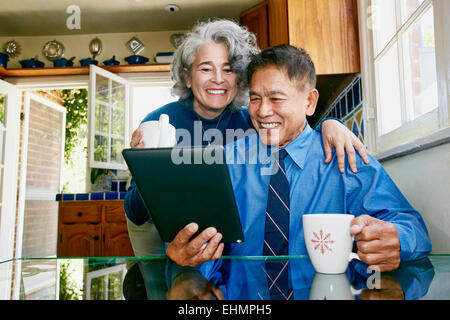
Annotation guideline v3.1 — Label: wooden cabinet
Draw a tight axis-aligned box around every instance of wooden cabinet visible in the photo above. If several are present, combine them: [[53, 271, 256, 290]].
[[57, 200, 134, 257], [240, 1, 269, 50], [241, 0, 360, 75]]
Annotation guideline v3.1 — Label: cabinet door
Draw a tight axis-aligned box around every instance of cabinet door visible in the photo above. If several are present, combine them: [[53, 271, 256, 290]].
[[103, 223, 134, 257], [104, 204, 134, 257], [287, 0, 360, 75], [240, 2, 269, 50], [268, 0, 289, 46], [58, 223, 102, 257]]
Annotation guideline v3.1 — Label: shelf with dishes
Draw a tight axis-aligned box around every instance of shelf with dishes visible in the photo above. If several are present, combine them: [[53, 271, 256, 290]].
[[0, 63, 171, 77]]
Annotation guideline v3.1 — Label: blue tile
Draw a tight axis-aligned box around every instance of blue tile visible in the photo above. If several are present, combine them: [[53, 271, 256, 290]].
[[62, 193, 74, 201], [340, 96, 347, 118], [105, 192, 119, 200], [335, 102, 340, 119], [347, 89, 354, 113], [120, 192, 127, 200], [119, 181, 127, 192], [360, 117, 365, 139], [111, 181, 118, 192], [56, 194, 62, 201], [90, 192, 104, 200], [352, 119, 359, 137], [353, 79, 361, 106], [75, 193, 89, 200]]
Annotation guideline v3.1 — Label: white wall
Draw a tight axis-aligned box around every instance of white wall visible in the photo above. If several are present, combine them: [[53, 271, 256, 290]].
[[0, 29, 187, 68], [380, 142, 450, 254]]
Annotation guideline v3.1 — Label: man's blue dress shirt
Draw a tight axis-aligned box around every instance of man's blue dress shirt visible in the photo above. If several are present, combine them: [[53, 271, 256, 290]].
[[223, 122, 432, 262]]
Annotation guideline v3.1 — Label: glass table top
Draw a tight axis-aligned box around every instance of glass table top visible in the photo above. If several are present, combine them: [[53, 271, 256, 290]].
[[0, 255, 448, 300]]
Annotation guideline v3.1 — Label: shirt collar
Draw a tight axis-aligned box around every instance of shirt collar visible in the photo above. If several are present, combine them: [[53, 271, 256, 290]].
[[282, 121, 314, 169]]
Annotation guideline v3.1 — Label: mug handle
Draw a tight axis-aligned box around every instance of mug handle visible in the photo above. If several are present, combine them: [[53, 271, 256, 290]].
[[348, 252, 360, 262], [348, 252, 362, 296]]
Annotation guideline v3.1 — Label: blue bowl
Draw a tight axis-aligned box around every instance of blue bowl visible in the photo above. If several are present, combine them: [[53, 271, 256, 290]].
[[124, 55, 149, 65], [0, 53, 9, 68], [53, 58, 74, 67], [103, 57, 120, 66], [19, 59, 45, 68], [79, 58, 98, 66]]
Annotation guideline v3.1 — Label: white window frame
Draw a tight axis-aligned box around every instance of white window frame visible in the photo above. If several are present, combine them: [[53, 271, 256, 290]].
[[358, 0, 449, 157], [85, 263, 127, 300], [88, 65, 130, 170]]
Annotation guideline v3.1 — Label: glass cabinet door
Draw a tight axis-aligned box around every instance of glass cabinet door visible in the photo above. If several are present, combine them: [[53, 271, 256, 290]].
[[88, 65, 129, 170]]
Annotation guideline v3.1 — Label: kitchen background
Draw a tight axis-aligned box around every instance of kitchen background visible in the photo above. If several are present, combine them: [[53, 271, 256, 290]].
[[0, 0, 448, 300]]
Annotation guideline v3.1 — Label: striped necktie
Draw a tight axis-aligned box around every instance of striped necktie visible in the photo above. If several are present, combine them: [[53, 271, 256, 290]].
[[262, 148, 292, 300]]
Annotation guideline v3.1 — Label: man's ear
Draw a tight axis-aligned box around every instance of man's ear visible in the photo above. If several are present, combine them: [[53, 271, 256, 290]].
[[183, 67, 191, 88], [305, 88, 319, 116]]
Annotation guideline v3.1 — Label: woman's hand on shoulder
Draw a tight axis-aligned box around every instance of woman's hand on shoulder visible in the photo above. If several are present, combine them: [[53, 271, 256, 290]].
[[321, 119, 370, 173]]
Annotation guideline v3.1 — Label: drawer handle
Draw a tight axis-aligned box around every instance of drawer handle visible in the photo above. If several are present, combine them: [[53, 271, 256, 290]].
[[77, 211, 83, 217], [94, 235, 99, 241]]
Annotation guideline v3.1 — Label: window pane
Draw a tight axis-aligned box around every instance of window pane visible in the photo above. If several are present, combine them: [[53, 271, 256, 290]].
[[372, 0, 398, 56], [375, 43, 402, 135], [111, 83, 125, 138], [94, 135, 107, 162], [402, 7, 438, 121], [131, 84, 177, 130], [95, 103, 109, 134], [399, 0, 425, 24], [96, 75, 109, 103], [108, 271, 123, 300], [110, 137, 124, 164], [90, 276, 106, 300]]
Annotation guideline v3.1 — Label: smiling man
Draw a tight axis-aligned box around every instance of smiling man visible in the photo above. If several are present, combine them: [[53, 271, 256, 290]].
[[222, 44, 432, 272], [168, 45, 432, 275]]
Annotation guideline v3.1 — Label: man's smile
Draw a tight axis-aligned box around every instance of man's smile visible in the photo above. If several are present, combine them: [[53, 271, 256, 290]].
[[259, 122, 281, 129]]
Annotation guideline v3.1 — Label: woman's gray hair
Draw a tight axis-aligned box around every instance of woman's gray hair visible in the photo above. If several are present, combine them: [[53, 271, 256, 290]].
[[171, 18, 260, 111]]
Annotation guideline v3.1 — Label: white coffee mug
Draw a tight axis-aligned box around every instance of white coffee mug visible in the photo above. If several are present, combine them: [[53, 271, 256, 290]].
[[138, 114, 176, 148], [303, 214, 359, 274], [309, 273, 362, 300]]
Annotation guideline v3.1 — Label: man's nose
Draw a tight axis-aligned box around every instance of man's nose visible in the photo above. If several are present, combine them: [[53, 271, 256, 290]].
[[257, 98, 273, 117]]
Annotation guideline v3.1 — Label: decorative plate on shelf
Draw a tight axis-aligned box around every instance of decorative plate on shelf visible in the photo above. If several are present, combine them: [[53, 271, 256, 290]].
[[42, 40, 65, 61], [3, 40, 21, 58], [126, 36, 144, 54]]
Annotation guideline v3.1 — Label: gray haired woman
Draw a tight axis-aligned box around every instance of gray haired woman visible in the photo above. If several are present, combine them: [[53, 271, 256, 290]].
[[126, 19, 369, 259]]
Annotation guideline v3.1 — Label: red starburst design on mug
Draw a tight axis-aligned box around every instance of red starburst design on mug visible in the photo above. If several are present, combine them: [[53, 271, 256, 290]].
[[311, 230, 335, 255]]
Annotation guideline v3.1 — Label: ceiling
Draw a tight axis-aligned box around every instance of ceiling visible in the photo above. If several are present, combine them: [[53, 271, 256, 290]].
[[0, 0, 262, 36]]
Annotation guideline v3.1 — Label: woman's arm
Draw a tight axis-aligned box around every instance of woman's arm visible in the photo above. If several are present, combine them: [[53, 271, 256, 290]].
[[319, 119, 370, 173]]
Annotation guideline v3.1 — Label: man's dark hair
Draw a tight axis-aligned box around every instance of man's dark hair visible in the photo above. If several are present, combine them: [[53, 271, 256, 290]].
[[246, 44, 316, 90]]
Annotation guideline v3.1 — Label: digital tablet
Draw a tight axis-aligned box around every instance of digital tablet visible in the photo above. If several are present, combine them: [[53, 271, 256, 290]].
[[122, 146, 244, 243]]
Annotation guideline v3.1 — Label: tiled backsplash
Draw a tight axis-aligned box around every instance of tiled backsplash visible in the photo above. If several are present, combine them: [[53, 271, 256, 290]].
[[112, 180, 128, 193], [56, 192, 127, 201], [323, 75, 365, 143]]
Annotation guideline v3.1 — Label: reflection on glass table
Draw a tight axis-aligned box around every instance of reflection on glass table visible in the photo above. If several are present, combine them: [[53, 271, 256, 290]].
[[0, 255, 447, 300]]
